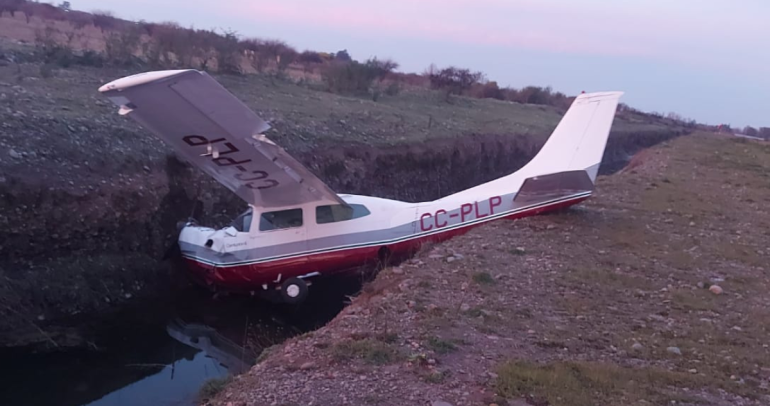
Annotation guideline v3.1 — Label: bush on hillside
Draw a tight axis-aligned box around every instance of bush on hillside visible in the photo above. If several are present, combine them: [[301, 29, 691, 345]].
[[428, 66, 485, 102], [321, 60, 380, 96], [297, 50, 323, 74], [216, 29, 242, 74], [104, 26, 141, 66]]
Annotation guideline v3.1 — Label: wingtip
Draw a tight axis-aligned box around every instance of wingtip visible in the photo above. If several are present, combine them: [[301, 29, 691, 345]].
[[98, 69, 200, 93]]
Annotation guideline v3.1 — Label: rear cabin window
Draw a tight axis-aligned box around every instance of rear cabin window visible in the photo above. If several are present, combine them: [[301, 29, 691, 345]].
[[259, 208, 303, 231], [316, 204, 371, 224]]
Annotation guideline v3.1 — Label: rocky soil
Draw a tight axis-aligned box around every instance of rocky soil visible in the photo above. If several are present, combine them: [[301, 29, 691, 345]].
[[212, 133, 770, 406], [0, 56, 687, 349]]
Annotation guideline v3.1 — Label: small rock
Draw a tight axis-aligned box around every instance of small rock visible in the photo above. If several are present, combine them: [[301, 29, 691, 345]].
[[709, 285, 723, 295], [689, 221, 696, 226], [37, 315, 45, 321], [527, 329, 535, 334], [667, 346, 682, 356], [432, 401, 453, 406], [124, 293, 132, 299], [696, 281, 705, 289], [446, 256, 456, 263], [142, 165, 150, 172], [632, 342, 643, 351], [391, 267, 404, 275], [732, 326, 742, 331], [460, 303, 471, 312], [9, 149, 21, 159], [688, 369, 697, 374], [300, 361, 315, 370]]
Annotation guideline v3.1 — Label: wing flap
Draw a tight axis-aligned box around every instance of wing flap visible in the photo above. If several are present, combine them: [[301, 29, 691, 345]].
[[100, 70, 345, 208]]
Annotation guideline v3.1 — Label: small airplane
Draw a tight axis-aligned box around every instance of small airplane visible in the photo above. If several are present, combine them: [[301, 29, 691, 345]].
[[99, 70, 623, 304]]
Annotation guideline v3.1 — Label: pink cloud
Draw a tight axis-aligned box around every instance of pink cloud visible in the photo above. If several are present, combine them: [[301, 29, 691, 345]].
[[219, 0, 768, 73], [228, 1, 656, 57]]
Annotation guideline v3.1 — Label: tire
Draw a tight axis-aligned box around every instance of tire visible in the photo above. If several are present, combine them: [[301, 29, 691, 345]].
[[279, 277, 309, 304]]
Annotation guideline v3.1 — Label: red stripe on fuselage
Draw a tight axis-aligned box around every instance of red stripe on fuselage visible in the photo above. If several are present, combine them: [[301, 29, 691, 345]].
[[183, 195, 589, 291]]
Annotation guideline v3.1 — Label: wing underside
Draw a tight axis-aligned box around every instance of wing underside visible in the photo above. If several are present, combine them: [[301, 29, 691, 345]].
[[99, 69, 344, 209]]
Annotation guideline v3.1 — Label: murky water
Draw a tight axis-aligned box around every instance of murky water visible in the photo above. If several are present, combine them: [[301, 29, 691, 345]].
[[0, 278, 358, 406]]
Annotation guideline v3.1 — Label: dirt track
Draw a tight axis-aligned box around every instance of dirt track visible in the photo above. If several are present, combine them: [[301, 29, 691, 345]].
[[213, 133, 770, 406]]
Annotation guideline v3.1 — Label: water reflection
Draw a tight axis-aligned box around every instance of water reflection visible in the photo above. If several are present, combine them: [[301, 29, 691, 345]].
[[0, 276, 358, 406], [85, 351, 227, 406]]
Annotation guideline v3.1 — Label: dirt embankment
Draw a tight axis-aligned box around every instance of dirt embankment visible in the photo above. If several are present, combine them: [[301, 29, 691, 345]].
[[0, 62, 688, 349], [213, 133, 770, 406]]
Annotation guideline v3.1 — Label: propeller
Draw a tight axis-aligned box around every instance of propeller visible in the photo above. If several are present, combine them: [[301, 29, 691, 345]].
[[162, 200, 204, 260]]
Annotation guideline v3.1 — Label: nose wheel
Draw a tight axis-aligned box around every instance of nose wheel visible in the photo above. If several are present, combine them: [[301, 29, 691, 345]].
[[279, 277, 309, 304]]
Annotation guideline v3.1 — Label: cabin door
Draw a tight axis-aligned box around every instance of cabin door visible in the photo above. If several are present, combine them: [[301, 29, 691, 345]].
[[251, 207, 309, 275]]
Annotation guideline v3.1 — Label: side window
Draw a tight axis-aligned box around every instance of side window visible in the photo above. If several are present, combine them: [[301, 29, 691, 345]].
[[316, 204, 371, 224], [259, 208, 303, 231]]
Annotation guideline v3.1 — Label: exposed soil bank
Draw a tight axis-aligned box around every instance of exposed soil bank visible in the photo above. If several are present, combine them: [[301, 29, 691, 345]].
[[0, 127, 686, 348], [212, 133, 770, 406]]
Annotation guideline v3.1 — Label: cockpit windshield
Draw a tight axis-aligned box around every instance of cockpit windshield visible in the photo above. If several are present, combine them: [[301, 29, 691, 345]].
[[230, 208, 253, 232]]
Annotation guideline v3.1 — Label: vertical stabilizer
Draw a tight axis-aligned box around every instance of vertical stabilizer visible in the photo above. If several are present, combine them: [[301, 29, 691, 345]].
[[520, 91, 623, 182]]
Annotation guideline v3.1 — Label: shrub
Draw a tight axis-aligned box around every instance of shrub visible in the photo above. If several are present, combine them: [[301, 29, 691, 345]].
[[321, 60, 381, 96], [92, 10, 118, 32], [216, 29, 243, 74], [34, 25, 74, 67], [297, 50, 323, 73], [384, 82, 401, 96], [0, 0, 24, 17], [104, 26, 141, 66], [428, 66, 485, 102], [241, 38, 268, 73], [258, 39, 297, 75]]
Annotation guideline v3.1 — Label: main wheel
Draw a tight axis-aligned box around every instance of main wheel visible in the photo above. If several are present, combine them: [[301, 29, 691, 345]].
[[279, 277, 309, 304]]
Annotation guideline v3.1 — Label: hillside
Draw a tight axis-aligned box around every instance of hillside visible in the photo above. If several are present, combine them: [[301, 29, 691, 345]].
[[213, 133, 770, 406]]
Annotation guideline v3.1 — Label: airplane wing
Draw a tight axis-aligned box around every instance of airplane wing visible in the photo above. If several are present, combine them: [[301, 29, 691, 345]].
[[98, 69, 345, 209]]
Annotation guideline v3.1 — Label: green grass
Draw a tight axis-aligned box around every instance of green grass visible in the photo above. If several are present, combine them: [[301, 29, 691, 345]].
[[472, 272, 495, 285], [494, 361, 700, 406], [330, 338, 401, 365], [198, 375, 233, 402], [426, 336, 458, 354]]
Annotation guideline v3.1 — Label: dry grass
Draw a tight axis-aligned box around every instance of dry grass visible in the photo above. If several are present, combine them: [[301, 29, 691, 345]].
[[494, 360, 701, 406]]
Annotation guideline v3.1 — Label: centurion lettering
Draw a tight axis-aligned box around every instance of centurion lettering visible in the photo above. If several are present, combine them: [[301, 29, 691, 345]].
[[183, 135, 279, 190], [419, 196, 503, 231]]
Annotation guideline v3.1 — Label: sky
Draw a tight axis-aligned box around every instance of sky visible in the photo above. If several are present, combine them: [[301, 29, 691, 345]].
[[72, 0, 770, 128]]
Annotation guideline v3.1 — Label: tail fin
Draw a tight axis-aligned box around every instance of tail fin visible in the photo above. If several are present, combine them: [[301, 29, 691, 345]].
[[520, 91, 623, 182]]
